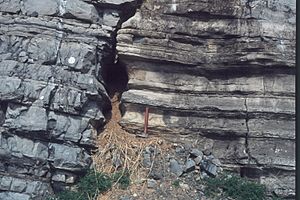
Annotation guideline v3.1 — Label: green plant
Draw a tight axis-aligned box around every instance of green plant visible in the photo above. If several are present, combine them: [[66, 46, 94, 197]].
[[78, 170, 112, 199], [172, 180, 180, 188], [56, 190, 85, 200], [271, 194, 283, 200], [53, 169, 132, 200], [112, 170, 131, 189], [202, 173, 267, 200]]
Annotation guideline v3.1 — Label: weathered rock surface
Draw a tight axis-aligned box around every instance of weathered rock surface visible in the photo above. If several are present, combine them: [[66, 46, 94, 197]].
[[0, 0, 295, 198], [0, 0, 140, 198], [117, 0, 295, 197]]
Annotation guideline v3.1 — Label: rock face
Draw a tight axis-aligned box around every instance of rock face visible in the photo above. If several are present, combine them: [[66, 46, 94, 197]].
[[0, 0, 140, 198], [0, 0, 296, 198], [117, 0, 295, 198]]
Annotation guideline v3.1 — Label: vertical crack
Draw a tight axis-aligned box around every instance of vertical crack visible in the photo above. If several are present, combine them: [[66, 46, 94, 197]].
[[244, 98, 250, 165], [55, 0, 67, 65], [244, 98, 260, 167]]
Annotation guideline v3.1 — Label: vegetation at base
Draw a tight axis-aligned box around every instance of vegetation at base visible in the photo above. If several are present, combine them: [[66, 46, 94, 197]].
[[111, 169, 131, 189], [48, 169, 131, 200], [201, 173, 268, 200], [270, 193, 283, 200], [172, 180, 180, 188]]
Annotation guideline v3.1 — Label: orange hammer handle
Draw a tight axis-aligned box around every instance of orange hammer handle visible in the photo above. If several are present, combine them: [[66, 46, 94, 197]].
[[144, 107, 149, 134]]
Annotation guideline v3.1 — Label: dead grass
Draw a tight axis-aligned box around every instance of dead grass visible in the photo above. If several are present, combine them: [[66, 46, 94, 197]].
[[92, 93, 171, 200]]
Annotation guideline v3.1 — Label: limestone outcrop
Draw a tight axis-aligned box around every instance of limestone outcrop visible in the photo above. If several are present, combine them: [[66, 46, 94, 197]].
[[0, 0, 295, 199], [117, 0, 295, 197], [0, 0, 140, 199]]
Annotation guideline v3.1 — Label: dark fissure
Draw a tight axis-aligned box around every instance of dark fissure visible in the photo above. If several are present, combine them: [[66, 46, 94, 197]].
[[102, 60, 129, 98]]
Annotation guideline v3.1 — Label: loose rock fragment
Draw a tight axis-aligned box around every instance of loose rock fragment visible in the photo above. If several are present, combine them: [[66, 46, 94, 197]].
[[170, 159, 184, 177], [184, 158, 196, 173]]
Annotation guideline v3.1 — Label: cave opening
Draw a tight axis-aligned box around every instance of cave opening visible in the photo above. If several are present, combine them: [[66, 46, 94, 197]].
[[102, 60, 129, 99]]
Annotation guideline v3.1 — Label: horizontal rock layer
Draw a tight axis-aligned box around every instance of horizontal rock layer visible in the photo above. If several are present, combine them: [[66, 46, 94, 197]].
[[117, 0, 295, 198], [0, 0, 140, 199]]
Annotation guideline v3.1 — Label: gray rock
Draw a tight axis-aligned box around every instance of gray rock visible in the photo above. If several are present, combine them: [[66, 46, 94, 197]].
[[52, 173, 66, 182], [179, 182, 190, 190], [0, 0, 21, 13], [48, 143, 91, 171], [212, 158, 221, 166], [4, 104, 48, 132], [200, 160, 218, 177], [0, 134, 49, 160], [27, 37, 59, 64], [149, 159, 164, 180], [200, 171, 209, 179], [65, 176, 76, 184], [103, 11, 120, 27], [190, 149, 203, 157], [22, 0, 59, 16], [10, 178, 27, 193], [205, 155, 215, 161], [47, 112, 89, 142], [119, 195, 133, 200], [0, 176, 13, 190], [142, 152, 152, 168], [248, 138, 295, 169], [18, 51, 28, 63], [149, 169, 163, 180], [203, 149, 212, 156], [101, 0, 137, 6], [64, 0, 99, 22], [0, 192, 30, 200], [147, 179, 157, 188], [184, 158, 196, 173], [80, 128, 97, 146], [169, 159, 183, 177], [112, 151, 123, 169], [148, 146, 160, 155], [175, 146, 185, 154], [194, 156, 203, 165]]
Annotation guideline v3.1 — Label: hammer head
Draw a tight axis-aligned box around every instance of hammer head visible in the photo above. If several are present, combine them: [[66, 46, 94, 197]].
[[136, 132, 148, 138]]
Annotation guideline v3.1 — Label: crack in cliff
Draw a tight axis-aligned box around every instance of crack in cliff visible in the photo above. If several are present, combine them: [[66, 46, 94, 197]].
[[244, 98, 260, 168], [100, 1, 143, 98], [244, 98, 250, 165]]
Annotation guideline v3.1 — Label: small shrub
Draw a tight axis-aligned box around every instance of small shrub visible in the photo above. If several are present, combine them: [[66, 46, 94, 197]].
[[53, 169, 132, 200], [112, 170, 130, 189], [271, 193, 283, 200], [172, 180, 180, 188], [56, 190, 84, 200], [78, 170, 112, 199], [202, 173, 267, 200]]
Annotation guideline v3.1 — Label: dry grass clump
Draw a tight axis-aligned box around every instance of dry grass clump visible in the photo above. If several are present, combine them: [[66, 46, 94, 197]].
[[91, 94, 170, 199]]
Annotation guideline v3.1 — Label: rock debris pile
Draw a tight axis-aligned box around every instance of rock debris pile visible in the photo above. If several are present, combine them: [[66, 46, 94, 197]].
[[142, 144, 222, 179]]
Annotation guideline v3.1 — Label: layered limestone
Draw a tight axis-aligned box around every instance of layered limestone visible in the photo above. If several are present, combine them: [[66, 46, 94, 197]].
[[0, 0, 140, 198], [117, 0, 295, 197], [0, 0, 295, 198]]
